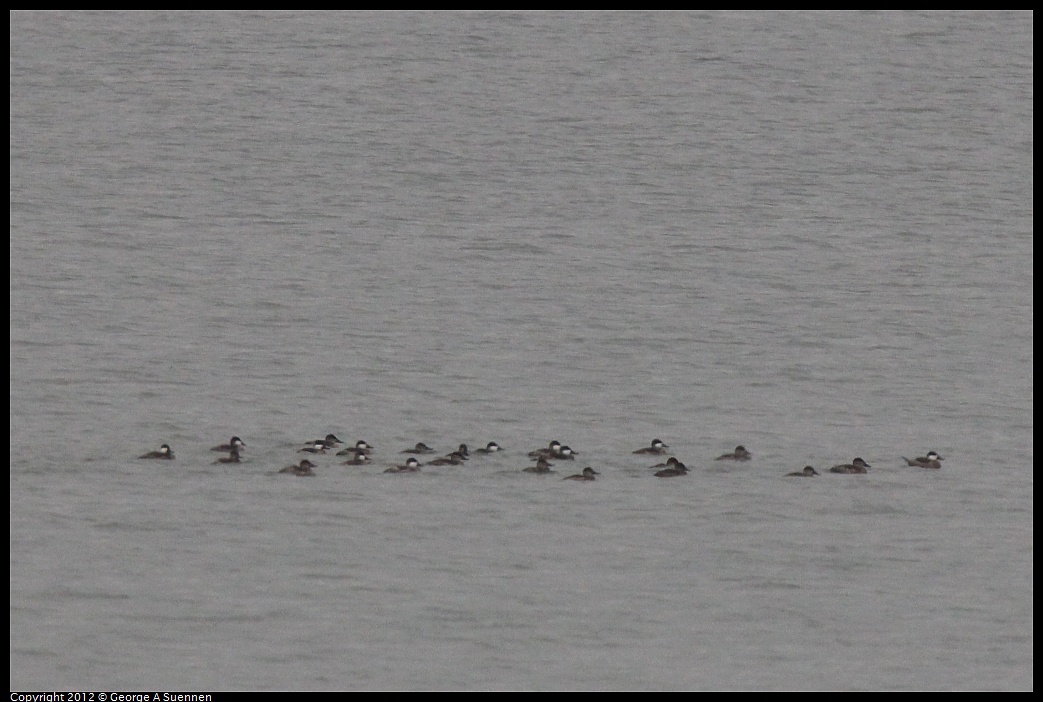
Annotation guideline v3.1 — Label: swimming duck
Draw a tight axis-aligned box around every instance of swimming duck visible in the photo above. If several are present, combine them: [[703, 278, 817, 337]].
[[902, 451, 944, 469], [298, 441, 327, 455], [476, 442, 502, 454], [654, 461, 689, 477], [303, 434, 342, 449], [429, 451, 467, 466], [829, 458, 871, 474], [633, 439, 669, 455], [785, 466, 819, 477], [716, 445, 752, 461], [522, 457, 555, 474], [336, 440, 374, 457], [384, 457, 422, 474], [341, 452, 371, 466], [528, 441, 563, 459], [564, 467, 599, 481], [210, 436, 246, 452], [139, 444, 175, 460], [400, 442, 435, 454], [279, 459, 317, 476]]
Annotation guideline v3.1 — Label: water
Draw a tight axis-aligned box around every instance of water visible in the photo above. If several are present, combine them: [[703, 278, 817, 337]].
[[10, 11, 1033, 690]]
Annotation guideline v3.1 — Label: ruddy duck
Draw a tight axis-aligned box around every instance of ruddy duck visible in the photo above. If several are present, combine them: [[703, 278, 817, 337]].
[[336, 440, 374, 457], [139, 444, 175, 460], [528, 441, 563, 459], [522, 457, 555, 474], [214, 448, 242, 464], [902, 451, 944, 469], [654, 461, 689, 477], [716, 445, 752, 461], [384, 457, 422, 474], [786, 466, 819, 477], [557, 445, 577, 460], [455, 443, 470, 458], [633, 439, 669, 455], [652, 456, 682, 469], [299, 441, 327, 455], [400, 442, 435, 454], [280, 459, 316, 476], [341, 452, 371, 466], [210, 436, 245, 452], [476, 442, 502, 454], [304, 434, 342, 449], [429, 451, 467, 466], [829, 458, 871, 474], [564, 467, 599, 481]]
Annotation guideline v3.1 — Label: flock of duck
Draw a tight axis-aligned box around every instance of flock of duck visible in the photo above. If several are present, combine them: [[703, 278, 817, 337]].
[[137, 435, 946, 479]]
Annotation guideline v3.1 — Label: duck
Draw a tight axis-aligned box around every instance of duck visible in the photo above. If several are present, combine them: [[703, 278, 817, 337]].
[[303, 434, 342, 449], [384, 457, 422, 474], [279, 459, 316, 476], [475, 441, 502, 454], [139, 444, 175, 460], [785, 466, 819, 477], [654, 461, 689, 477], [210, 436, 245, 452], [341, 452, 371, 466], [336, 440, 374, 457], [298, 441, 327, 455], [902, 451, 944, 469], [652, 456, 682, 469], [715, 445, 752, 461], [528, 441, 563, 459], [633, 439, 669, 455], [400, 442, 435, 454], [522, 457, 555, 474], [429, 451, 468, 466], [829, 458, 871, 474], [564, 467, 599, 481]]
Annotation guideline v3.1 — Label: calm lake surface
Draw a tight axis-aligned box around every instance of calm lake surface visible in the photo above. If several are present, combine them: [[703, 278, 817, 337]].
[[10, 11, 1033, 690]]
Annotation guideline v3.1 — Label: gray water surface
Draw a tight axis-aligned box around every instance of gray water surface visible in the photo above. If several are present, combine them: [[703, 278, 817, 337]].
[[10, 11, 1033, 690]]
